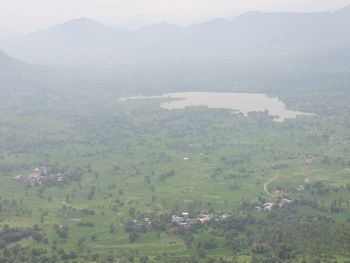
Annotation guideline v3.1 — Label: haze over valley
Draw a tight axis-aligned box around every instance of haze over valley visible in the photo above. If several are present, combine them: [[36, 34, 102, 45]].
[[1, 2, 350, 263]]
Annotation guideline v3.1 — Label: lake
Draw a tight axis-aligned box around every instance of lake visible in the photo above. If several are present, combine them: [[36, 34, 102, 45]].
[[118, 92, 315, 122]]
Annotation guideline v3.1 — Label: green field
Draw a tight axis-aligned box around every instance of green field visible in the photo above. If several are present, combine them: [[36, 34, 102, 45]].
[[1, 56, 350, 262]]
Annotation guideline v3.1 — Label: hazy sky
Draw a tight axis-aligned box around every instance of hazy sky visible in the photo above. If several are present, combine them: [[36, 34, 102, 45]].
[[0, 0, 350, 36]]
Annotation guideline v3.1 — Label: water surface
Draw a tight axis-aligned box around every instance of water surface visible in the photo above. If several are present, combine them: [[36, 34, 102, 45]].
[[119, 92, 315, 122]]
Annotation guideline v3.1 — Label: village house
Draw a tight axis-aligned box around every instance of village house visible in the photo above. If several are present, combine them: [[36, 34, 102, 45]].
[[272, 189, 284, 195], [128, 217, 152, 231], [297, 185, 305, 191], [255, 206, 263, 212], [14, 166, 65, 186], [255, 198, 293, 213], [281, 198, 293, 205], [304, 159, 313, 164], [263, 203, 274, 212]]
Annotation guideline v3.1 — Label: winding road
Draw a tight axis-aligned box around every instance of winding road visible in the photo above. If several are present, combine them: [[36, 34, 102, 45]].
[[264, 173, 279, 197]]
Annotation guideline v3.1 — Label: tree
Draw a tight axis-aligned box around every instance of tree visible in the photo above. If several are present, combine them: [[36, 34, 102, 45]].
[[32, 232, 44, 243], [109, 223, 116, 234], [0, 240, 5, 249], [129, 231, 139, 243]]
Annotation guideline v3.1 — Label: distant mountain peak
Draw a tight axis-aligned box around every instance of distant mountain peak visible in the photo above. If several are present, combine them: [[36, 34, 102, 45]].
[[71, 17, 95, 22], [54, 17, 108, 29], [28, 17, 119, 37]]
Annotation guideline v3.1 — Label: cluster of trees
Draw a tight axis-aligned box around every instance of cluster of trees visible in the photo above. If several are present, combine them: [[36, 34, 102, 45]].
[[0, 225, 46, 249], [53, 224, 68, 239], [114, 205, 350, 262], [158, 170, 175, 181], [0, 198, 31, 217]]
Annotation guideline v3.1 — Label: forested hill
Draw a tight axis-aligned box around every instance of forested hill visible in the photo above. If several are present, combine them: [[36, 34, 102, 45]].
[[0, 50, 31, 96], [0, 50, 94, 106], [1, 6, 350, 65], [1, 46, 350, 103], [290, 45, 350, 71], [0, 49, 23, 69]]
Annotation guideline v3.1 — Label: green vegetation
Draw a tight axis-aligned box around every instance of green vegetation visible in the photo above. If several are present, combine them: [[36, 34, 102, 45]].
[[0, 54, 350, 262]]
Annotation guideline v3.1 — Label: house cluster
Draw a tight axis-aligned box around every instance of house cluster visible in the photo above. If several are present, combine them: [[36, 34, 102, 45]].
[[14, 166, 65, 186], [296, 177, 311, 191], [255, 198, 293, 212], [172, 212, 231, 226], [129, 217, 151, 231]]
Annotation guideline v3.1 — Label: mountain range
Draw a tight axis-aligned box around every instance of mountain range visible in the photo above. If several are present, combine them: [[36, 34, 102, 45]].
[[1, 6, 350, 66]]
